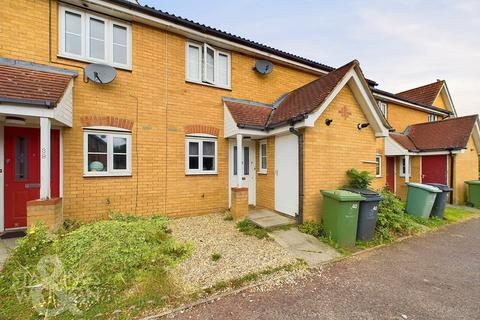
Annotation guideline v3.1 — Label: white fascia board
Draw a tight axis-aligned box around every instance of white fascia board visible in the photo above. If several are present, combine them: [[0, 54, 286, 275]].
[[80, 0, 330, 76], [473, 122, 480, 155], [439, 83, 458, 117], [0, 104, 54, 118], [373, 93, 450, 116], [304, 68, 389, 137], [223, 105, 238, 138]]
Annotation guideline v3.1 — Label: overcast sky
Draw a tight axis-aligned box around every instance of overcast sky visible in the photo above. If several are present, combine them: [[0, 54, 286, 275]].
[[140, 0, 479, 116]]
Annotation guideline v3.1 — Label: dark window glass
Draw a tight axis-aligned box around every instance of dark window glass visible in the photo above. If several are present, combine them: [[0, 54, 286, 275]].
[[88, 154, 108, 172], [113, 154, 127, 170], [189, 156, 199, 169], [15, 137, 28, 181], [203, 157, 214, 171], [88, 134, 107, 152], [244, 147, 249, 175]]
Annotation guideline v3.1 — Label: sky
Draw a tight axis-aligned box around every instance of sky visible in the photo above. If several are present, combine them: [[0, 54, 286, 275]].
[[140, 0, 479, 116]]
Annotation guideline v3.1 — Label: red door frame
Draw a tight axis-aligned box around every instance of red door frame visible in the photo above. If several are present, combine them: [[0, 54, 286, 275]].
[[421, 155, 448, 185], [386, 156, 396, 192], [4, 127, 60, 229]]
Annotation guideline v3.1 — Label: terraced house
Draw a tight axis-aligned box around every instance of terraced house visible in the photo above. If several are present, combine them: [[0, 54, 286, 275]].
[[1, 0, 479, 233]]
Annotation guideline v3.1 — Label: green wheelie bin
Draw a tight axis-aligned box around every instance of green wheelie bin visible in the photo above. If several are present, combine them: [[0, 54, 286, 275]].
[[321, 190, 365, 247], [465, 181, 480, 208], [405, 183, 441, 219]]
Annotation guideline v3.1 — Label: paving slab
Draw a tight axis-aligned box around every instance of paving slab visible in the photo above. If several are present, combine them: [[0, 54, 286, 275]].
[[269, 228, 341, 266], [248, 209, 295, 229]]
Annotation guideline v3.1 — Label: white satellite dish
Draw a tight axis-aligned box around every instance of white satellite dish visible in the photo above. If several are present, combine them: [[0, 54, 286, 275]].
[[254, 60, 274, 75], [85, 63, 117, 84]]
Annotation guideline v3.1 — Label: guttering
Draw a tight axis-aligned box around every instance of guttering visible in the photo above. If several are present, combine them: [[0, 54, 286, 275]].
[[237, 124, 267, 131], [289, 127, 304, 225], [267, 114, 309, 130], [0, 97, 57, 108]]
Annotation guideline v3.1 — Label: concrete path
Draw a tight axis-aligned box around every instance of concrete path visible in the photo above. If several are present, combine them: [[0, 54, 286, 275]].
[[171, 218, 480, 320], [248, 209, 295, 229], [269, 228, 341, 266], [0, 238, 17, 268]]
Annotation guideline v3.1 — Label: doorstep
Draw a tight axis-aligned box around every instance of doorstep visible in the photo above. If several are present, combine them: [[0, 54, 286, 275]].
[[248, 208, 296, 229]]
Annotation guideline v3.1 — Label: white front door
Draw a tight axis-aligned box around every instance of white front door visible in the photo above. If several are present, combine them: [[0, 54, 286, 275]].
[[230, 140, 256, 205], [275, 134, 298, 216]]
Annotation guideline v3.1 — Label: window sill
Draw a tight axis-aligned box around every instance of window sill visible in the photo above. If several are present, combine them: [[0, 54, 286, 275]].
[[57, 54, 132, 71], [83, 173, 132, 178], [258, 171, 267, 175], [185, 171, 218, 176], [185, 79, 231, 91]]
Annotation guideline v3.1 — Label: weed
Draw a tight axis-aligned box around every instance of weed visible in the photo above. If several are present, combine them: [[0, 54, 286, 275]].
[[211, 253, 222, 262], [236, 220, 269, 239]]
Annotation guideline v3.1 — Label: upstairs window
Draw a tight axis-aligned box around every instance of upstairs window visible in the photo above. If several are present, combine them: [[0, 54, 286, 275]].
[[428, 114, 438, 122], [378, 101, 388, 119], [185, 136, 218, 175], [59, 6, 131, 69], [186, 41, 231, 88]]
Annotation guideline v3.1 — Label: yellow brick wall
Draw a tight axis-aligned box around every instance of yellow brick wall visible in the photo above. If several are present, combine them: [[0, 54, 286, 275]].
[[255, 137, 275, 210], [454, 137, 479, 204], [395, 156, 422, 200], [303, 85, 378, 221], [386, 103, 431, 132], [432, 94, 448, 110], [372, 137, 386, 190], [1, 0, 320, 220]]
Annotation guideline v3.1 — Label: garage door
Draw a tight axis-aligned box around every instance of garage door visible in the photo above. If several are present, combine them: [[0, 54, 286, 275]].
[[422, 155, 447, 184]]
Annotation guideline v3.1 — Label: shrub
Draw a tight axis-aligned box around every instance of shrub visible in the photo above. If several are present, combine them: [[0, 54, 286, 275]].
[[344, 168, 374, 189], [376, 190, 420, 241], [298, 221, 324, 238], [0, 215, 191, 318]]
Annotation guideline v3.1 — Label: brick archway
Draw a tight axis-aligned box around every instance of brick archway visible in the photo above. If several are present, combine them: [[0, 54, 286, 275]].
[[184, 125, 219, 137], [80, 116, 134, 131]]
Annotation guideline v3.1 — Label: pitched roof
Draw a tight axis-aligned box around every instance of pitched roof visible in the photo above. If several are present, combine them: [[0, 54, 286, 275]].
[[225, 100, 273, 128], [268, 60, 357, 127], [107, 0, 378, 86], [396, 81, 444, 106], [0, 64, 73, 107], [372, 88, 452, 115], [391, 115, 478, 152]]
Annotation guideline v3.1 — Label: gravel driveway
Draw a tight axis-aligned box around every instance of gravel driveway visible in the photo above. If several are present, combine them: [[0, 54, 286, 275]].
[[168, 213, 297, 293]]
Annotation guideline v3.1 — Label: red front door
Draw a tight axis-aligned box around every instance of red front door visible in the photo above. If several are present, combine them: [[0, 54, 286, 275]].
[[4, 127, 60, 229], [422, 155, 447, 185], [386, 156, 395, 192]]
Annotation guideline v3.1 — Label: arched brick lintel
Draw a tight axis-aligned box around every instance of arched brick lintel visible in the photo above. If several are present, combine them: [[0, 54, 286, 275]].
[[184, 125, 219, 137], [80, 116, 134, 131]]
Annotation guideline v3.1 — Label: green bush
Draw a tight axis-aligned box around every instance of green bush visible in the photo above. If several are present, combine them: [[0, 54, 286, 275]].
[[298, 221, 324, 238], [376, 190, 420, 241], [345, 168, 374, 189], [0, 215, 191, 318]]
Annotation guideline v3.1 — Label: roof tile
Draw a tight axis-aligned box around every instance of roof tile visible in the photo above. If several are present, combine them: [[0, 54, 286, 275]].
[[225, 101, 272, 128], [397, 81, 444, 106]]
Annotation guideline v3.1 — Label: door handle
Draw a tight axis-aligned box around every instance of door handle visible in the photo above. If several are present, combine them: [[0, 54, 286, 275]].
[[242, 177, 246, 181]]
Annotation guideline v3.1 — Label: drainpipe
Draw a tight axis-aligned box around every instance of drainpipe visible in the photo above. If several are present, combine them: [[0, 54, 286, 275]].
[[289, 127, 304, 225], [449, 150, 455, 205]]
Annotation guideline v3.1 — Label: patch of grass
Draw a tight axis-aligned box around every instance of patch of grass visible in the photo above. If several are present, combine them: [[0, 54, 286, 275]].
[[443, 207, 476, 222], [298, 221, 323, 238], [0, 215, 191, 319], [236, 220, 269, 239], [211, 253, 222, 262], [223, 211, 233, 221]]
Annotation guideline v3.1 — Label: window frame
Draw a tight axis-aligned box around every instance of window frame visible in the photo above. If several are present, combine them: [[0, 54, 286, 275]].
[[59, 5, 132, 70], [83, 128, 132, 177], [185, 135, 218, 175], [378, 101, 388, 119], [375, 154, 382, 177], [428, 114, 438, 122], [399, 156, 411, 178], [259, 140, 267, 174], [185, 40, 231, 89]]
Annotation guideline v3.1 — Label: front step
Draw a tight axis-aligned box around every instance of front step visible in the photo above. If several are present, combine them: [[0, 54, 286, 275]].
[[248, 209, 296, 229]]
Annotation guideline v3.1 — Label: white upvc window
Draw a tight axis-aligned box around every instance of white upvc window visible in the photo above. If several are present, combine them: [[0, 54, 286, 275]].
[[59, 5, 132, 69], [185, 135, 218, 175], [399, 156, 411, 178], [375, 155, 382, 177], [186, 41, 231, 89], [83, 128, 132, 177], [259, 140, 267, 174], [428, 114, 438, 122], [378, 101, 388, 119]]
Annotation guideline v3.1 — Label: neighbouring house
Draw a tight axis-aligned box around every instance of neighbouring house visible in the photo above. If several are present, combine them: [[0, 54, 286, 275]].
[[0, 0, 479, 233]]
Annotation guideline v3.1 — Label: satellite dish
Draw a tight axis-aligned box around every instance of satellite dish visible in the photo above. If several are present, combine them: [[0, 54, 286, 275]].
[[85, 63, 117, 84], [254, 60, 274, 75]]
